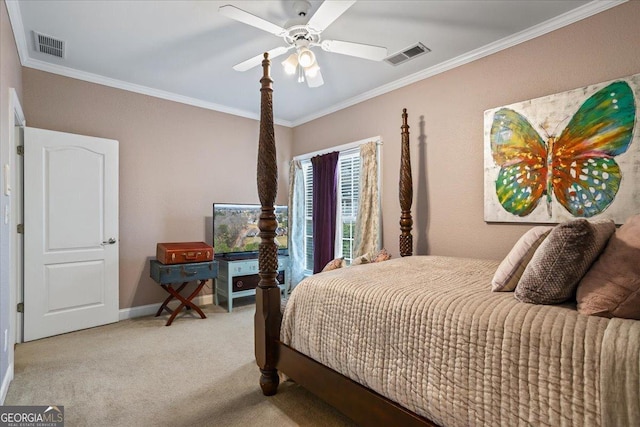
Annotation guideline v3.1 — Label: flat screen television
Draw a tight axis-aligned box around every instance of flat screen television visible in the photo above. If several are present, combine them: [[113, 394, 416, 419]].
[[213, 203, 288, 260]]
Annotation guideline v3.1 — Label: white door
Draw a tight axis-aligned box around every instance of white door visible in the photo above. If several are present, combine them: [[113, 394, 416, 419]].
[[23, 127, 119, 341]]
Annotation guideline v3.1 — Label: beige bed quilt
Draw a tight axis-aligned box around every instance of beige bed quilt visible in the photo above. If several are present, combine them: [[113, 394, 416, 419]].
[[281, 256, 640, 427]]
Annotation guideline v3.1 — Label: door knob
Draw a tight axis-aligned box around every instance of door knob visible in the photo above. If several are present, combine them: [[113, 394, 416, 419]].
[[102, 238, 117, 245]]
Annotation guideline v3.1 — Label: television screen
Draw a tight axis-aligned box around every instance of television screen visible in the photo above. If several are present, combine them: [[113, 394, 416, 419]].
[[213, 203, 288, 258]]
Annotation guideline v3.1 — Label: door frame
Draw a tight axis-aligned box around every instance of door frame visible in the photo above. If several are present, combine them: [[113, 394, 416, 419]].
[[10, 89, 25, 345], [6, 89, 24, 387]]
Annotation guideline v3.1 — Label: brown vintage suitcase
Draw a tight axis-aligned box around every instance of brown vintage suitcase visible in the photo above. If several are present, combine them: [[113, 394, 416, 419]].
[[156, 242, 214, 265]]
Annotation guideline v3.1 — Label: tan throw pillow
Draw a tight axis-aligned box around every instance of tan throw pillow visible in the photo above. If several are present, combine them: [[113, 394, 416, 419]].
[[576, 215, 640, 319], [492, 226, 553, 292], [515, 218, 615, 304], [372, 248, 391, 262], [351, 254, 371, 265], [321, 257, 345, 272]]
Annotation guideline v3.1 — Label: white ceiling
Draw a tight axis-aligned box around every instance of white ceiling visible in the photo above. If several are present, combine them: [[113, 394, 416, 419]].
[[6, 0, 624, 127]]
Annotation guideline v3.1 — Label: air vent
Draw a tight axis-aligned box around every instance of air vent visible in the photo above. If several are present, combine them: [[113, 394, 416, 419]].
[[33, 31, 65, 58], [384, 42, 430, 66]]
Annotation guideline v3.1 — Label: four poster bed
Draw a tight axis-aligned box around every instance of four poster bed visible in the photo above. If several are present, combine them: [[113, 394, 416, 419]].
[[253, 53, 640, 426]]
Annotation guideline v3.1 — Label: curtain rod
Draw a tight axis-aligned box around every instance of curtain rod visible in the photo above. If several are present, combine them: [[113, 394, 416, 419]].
[[293, 136, 382, 161]]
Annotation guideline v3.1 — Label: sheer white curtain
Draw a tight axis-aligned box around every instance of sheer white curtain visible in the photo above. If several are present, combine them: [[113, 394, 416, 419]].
[[287, 159, 305, 288], [353, 141, 380, 258]]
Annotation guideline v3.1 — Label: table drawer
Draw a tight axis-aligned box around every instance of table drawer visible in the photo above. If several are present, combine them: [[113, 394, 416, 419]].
[[233, 270, 285, 292], [227, 258, 287, 276], [150, 260, 218, 284], [228, 260, 259, 276]]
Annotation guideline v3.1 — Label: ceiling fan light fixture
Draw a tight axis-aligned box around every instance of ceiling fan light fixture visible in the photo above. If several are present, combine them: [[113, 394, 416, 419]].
[[297, 47, 315, 68], [282, 53, 298, 75], [305, 61, 320, 78]]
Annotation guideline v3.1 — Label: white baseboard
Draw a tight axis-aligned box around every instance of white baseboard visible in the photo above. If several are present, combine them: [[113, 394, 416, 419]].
[[0, 362, 14, 405], [119, 294, 214, 321]]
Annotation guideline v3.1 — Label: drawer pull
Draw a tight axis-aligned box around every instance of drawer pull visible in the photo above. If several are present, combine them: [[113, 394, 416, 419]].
[[236, 280, 244, 288]]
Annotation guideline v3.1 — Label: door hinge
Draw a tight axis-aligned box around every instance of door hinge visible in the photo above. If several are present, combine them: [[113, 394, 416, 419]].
[[17, 224, 24, 234], [17, 302, 24, 313], [17, 145, 24, 156]]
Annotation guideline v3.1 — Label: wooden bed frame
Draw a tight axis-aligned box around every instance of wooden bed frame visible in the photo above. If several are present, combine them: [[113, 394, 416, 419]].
[[254, 53, 435, 427]]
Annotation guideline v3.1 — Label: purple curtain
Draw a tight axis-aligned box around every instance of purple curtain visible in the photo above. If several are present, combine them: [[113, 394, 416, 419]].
[[311, 151, 339, 273]]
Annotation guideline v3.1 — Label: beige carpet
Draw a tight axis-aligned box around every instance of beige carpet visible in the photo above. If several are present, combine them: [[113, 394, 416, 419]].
[[5, 299, 355, 427]]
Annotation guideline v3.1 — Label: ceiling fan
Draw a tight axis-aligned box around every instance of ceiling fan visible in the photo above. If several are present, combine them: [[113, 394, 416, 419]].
[[218, 0, 388, 88]]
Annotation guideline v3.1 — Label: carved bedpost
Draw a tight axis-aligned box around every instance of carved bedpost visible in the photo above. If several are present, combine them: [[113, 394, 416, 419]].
[[255, 53, 282, 396], [399, 108, 413, 257]]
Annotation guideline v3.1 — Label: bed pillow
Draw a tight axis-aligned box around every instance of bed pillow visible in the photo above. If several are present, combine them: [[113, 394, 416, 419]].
[[492, 226, 553, 292], [321, 257, 346, 272], [576, 215, 640, 319], [372, 248, 391, 262], [351, 254, 371, 265], [515, 218, 615, 304]]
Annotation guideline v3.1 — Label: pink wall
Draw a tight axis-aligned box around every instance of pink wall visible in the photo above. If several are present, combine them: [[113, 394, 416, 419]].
[[22, 71, 292, 309], [293, 1, 640, 260]]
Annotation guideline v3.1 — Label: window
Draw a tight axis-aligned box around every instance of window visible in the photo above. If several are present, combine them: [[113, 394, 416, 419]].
[[302, 160, 314, 271], [338, 151, 360, 264], [301, 148, 361, 273]]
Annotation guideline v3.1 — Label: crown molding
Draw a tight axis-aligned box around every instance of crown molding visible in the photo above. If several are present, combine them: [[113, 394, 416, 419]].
[[5, 0, 625, 129], [290, 0, 627, 127], [5, 0, 28, 64]]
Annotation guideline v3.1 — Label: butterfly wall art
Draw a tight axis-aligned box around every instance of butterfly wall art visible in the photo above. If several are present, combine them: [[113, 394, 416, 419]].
[[484, 73, 640, 224]]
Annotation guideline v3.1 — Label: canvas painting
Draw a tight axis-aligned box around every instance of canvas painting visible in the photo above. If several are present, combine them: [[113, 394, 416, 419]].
[[484, 73, 640, 224]]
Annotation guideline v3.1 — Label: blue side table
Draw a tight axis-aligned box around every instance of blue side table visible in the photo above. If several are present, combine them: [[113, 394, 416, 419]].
[[150, 259, 218, 326]]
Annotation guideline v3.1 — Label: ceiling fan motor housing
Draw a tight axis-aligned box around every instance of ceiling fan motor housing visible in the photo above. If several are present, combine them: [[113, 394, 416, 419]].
[[284, 26, 319, 47]]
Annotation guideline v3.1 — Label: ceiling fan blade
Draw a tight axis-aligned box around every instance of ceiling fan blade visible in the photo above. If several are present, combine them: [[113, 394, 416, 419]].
[[321, 39, 387, 61], [219, 5, 286, 36], [307, 0, 356, 33], [305, 68, 324, 88], [233, 46, 292, 72]]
